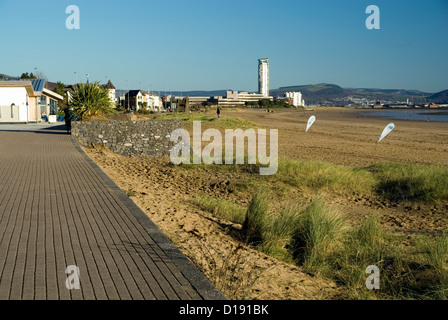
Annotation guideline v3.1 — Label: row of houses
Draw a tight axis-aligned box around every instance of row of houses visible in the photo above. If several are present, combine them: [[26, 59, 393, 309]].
[[0, 76, 169, 124], [0, 78, 121, 123], [119, 90, 163, 112], [1, 76, 306, 123]]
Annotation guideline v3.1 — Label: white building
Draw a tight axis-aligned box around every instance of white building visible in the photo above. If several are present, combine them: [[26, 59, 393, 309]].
[[144, 93, 163, 111], [0, 80, 63, 123], [104, 80, 117, 104], [285, 91, 305, 107], [258, 58, 269, 97]]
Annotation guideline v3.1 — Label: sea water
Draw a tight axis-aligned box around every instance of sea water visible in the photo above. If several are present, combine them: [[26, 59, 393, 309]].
[[360, 109, 448, 122]]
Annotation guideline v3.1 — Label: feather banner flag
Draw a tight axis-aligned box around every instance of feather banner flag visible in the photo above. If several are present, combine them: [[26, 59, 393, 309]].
[[306, 115, 316, 133], [378, 123, 395, 143]]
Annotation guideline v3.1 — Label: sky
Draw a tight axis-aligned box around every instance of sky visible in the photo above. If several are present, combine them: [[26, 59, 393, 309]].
[[0, 0, 447, 93]]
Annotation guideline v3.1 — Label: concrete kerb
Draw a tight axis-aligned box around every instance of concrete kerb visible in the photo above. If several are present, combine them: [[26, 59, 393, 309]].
[[70, 136, 227, 300]]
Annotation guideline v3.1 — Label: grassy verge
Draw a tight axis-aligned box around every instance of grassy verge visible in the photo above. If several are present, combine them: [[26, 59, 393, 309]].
[[180, 157, 448, 202], [369, 163, 448, 202], [191, 195, 246, 224], [153, 112, 258, 129]]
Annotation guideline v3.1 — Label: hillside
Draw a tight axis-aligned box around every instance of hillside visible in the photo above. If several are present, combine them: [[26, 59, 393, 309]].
[[0, 73, 16, 80], [427, 89, 448, 104], [176, 83, 436, 105], [270, 83, 347, 104]]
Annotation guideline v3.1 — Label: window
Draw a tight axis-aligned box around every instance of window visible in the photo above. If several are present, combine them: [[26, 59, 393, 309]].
[[11, 103, 15, 118], [49, 99, 58, 115]]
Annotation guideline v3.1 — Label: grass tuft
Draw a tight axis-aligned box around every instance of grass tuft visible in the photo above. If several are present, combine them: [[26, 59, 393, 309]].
[[242, 187, 270, 246], [290, 198, 347, 273], [192, 195, 246, 224]]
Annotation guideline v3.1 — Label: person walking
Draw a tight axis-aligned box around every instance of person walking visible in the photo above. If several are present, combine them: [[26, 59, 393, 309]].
[[64, 108, 74, 134], [217, 107, 221, 118]]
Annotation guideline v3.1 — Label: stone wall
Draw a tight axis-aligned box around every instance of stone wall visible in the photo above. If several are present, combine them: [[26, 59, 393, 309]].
[[71, 120, 183, 156]]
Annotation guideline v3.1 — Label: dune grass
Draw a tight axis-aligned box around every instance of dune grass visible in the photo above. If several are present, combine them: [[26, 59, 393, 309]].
[[419, 233, 448, 272], [290, 198, 347, 274], [235, 190, 448, 299], [181, 157, 448, 202], [242, 187, 270, 246], [369, 163, 448, 202], [188, 168, 448, 299], [276, 159, 376, 196], [191, 195, 246, 224]]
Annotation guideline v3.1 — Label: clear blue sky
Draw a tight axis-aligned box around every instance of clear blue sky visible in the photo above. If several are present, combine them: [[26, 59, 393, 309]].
[[1, 0, 447, 93]]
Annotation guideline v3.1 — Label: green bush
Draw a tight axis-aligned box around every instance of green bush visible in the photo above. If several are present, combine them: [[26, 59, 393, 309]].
[[70, 82, 116, 119]]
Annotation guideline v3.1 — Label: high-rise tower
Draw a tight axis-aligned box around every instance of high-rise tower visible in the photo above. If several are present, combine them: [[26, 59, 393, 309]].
[[258, 58, 269, 97]]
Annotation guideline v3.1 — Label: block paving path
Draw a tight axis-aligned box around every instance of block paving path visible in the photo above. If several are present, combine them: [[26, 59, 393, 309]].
[[0, 124, 225, 300]]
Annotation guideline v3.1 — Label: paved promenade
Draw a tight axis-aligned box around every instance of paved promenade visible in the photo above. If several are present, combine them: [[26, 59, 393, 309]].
[[0, 124, 225, 300]]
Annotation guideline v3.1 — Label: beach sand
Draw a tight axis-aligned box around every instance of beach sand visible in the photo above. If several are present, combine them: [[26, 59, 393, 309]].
[[84, 107, 448, 300], [230, 107, 448, 167]]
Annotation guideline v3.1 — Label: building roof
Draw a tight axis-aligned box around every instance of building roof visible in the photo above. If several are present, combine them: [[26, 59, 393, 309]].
[[45, 81, 58, 91], [126, 90, 142, 97], [0, 80, 35, 96], [0, 79, 63, 100], [105, 80, 115, 89], [4, 78, 46, 92]]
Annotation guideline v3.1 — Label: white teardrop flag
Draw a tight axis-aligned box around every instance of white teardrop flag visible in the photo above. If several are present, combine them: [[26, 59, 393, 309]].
[[306, 115, 316, 133], [378, 123, 395, 143]]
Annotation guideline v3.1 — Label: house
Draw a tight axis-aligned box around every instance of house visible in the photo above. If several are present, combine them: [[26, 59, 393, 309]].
[[143, 92, 163, 111], [124, 90, 144, 111], [0, 79, 63, 123], [104, 80, 117, 105]]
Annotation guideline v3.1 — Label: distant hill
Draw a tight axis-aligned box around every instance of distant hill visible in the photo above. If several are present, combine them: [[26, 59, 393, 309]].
[[345, 88, 433, 102], [270, 83, 347, 103], [427, 90, 448, 104], [0, 73, 16, 80]]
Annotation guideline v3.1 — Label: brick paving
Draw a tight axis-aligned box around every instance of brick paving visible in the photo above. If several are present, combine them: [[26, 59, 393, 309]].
[[0, 124, 225, 300]]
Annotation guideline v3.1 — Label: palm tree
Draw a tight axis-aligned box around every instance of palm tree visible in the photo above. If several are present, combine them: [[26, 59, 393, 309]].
[[70, 82, 116, 120]]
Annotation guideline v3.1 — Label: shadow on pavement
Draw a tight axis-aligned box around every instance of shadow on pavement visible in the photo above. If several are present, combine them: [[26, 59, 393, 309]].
[[35, 125, 69, 135], [0, 124, 69, 135]]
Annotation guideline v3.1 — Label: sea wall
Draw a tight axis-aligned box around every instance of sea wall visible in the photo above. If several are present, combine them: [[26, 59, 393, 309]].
[[71, 120, 183, 156]]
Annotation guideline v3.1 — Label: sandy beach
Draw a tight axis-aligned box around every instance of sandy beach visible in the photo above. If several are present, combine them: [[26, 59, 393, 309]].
[[229, 107, 448, 167], [84, 107, 448, 300]]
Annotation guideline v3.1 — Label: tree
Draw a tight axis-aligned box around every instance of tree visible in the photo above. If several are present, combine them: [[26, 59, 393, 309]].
[[70, 82, 116, 120], [20, 70, 47, 79], [20, 72, 37, 79], [54, 81, 68, 110], [34, 70, 47, 80]]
